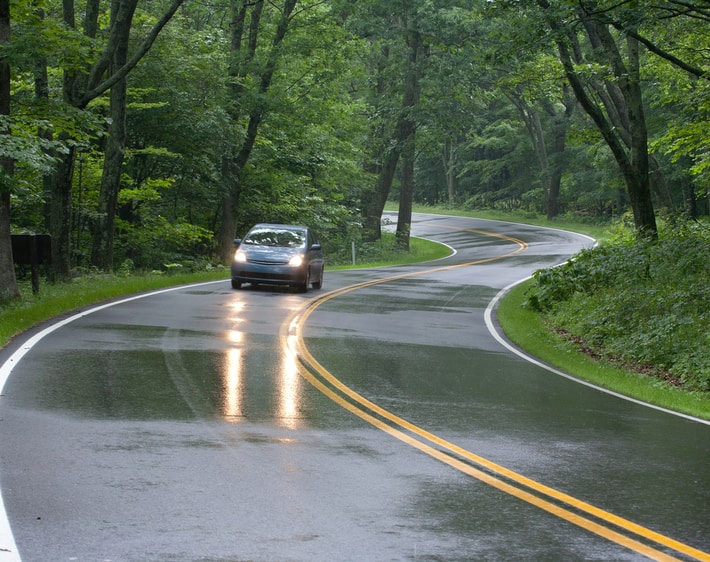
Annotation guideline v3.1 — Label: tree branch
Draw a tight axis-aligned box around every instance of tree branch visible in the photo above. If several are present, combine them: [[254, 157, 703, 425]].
[[615, 25, 708, 79], [78, 0, 187, 108]]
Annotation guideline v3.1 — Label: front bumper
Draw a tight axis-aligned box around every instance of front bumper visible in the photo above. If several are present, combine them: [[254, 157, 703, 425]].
[[231, 262, 307, 286]]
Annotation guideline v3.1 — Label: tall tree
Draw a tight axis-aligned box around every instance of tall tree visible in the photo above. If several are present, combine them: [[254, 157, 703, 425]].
[[361, 43, 398, 241], [360, 1, 426, 244], [89, 0, 136, 270], [0, 0, 19, 301], [537, 0, 658, 237], [503, 76, 576, 219], [395, 21, 423, 250], [45, 0, 185, 280], [217, 0, 298, 262]]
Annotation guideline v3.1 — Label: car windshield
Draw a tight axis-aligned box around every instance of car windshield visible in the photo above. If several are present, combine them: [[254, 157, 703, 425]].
[[243, 228, 305, 248]]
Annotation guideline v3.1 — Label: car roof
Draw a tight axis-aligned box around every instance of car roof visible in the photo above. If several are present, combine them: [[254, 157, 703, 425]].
[[250, 223, 307, 231]]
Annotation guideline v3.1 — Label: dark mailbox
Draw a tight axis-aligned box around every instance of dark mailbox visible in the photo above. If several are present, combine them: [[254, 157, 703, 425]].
[[11, 234, 52, 294], [11, 234, 52, 265]]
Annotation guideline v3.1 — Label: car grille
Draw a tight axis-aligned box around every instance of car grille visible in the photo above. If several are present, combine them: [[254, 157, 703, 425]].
[[249, 258, 288, 265]]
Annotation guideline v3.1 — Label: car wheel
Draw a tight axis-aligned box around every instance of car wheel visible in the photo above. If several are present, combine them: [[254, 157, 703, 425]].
[[231, 278, 242, 289], [297, 271, 309, 293], [312, 268, 323, 290]]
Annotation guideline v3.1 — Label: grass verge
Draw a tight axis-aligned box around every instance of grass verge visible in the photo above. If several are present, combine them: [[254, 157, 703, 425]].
[[328, 235, 452, 270], [0, 270, 227, 348], [497, 279, 710, 420]]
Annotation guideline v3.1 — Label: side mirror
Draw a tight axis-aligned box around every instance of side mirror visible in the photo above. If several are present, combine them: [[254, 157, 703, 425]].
[[233, 238, 242, 246], [310, 243, 322, 251]]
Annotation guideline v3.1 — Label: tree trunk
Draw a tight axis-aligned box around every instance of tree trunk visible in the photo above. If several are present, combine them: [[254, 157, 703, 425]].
[[90, 74, 127, 270], [520, 103, 551, 213], [47, 147, 76, 281], [397, 148, 414, 250], [544, 95, 573, 219], [0, 0, 19, 301], [549, 89, 575, 219], [442, 138, 457, 206], [617, 35, 656, 237], [508, 87, 573, 220], [396, 27, 422, 250], [90, 0, 134, 270], [361, 46, 390, 241], [541, 0, 658, 238], [217, 0, 253, 262], [364, 146, 400, 242], [219, 191, 237, 252], [581, 5, 656, 236], [0, 191, 18, 302]]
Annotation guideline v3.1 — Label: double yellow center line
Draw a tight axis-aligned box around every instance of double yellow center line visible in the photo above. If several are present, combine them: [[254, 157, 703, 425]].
[[281, 226, 710, 562]]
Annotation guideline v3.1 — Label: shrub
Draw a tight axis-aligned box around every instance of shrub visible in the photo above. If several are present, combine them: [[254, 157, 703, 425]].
[[525, 220, 710, 392]]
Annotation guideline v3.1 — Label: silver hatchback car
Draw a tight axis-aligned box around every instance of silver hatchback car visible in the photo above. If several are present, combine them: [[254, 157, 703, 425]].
[[231, 224, 324, 292]]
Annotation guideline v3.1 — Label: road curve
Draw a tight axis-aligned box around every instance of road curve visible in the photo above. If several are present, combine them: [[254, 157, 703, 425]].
[[1, 212, 708, 562]]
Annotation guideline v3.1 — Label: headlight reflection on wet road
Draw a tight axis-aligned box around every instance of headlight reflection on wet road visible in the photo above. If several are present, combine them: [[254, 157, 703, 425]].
[[222, 298, 304, 427], [223, 345, 244, 420], [278, 338, 302, 429], [223, 299, 246, 420]]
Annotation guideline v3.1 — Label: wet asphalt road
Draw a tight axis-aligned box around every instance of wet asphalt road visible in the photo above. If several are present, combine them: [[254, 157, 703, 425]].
[[0, 213, 708, 562]]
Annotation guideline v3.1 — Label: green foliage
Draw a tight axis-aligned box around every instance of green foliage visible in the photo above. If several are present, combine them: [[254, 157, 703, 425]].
[[0, 117, 58, 174], [326, 230, 399, 266], [526, 220, 710, 392], [5, 0, 710, 293], [116, 214, 213, 271], [113, 174, 215, 269]]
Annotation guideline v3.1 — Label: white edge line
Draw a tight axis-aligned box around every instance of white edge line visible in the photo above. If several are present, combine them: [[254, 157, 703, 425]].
[[484, 277, 710, 427], [410, 211, 708, 426], [0, 279, 226, 560], [415, 237, 457, 262], [334, 235, 457, 271]]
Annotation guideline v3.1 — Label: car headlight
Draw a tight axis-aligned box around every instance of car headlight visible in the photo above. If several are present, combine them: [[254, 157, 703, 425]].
[[234, 250, 247, 262], [288, 254, 304, 267]]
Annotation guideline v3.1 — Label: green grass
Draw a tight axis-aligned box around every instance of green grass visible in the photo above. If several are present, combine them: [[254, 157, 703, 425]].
[[498, 280, 710, 420], [328, 235, 451, 269], [0, 269, 228, 347]]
